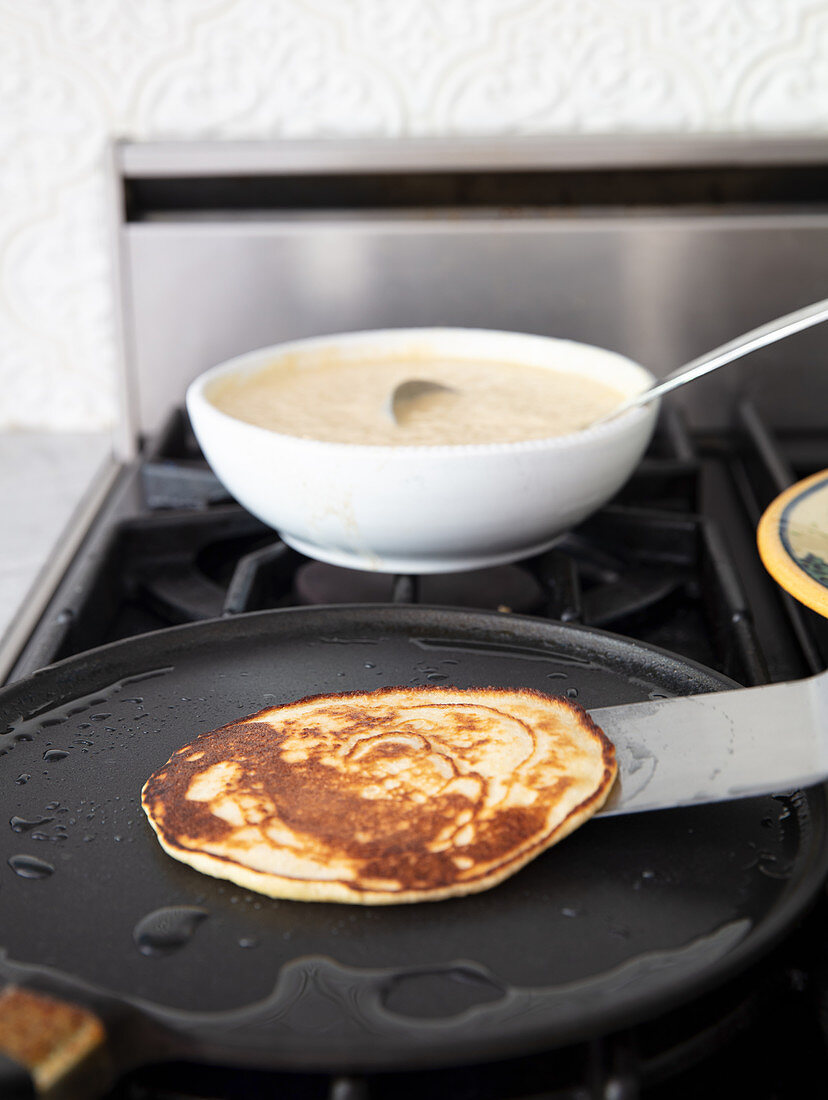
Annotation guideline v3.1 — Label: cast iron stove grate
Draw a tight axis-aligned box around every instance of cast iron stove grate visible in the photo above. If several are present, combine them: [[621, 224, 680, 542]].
[[13, 407, 766, 688]]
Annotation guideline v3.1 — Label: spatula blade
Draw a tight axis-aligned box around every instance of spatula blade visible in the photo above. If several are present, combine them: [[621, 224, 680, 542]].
[[591, 673, 828, 816]]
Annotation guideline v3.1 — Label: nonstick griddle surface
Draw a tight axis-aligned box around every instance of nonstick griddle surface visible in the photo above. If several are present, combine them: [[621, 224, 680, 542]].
[[1, 605, 826, 1072]]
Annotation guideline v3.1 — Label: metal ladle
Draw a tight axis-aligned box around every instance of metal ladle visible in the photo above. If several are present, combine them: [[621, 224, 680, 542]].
[[387, 297, 828, 428], [593, 296, 828, 426], [387, 378, 458, 423]]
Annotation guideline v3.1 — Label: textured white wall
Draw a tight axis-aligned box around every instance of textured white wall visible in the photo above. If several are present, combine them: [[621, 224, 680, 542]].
[[1, 0, 827, 431]]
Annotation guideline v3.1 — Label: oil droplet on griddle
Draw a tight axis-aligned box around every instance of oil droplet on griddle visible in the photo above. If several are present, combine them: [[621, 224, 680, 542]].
[[10, 816, 54, 833], [133, 906, 208, 957], [756, 851, 793, 880], [43, 749, 69, 763], [8, 854, 55, 879], [15, 774, 30, 785]]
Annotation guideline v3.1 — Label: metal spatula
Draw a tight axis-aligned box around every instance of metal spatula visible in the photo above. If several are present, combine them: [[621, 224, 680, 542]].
[[592, 669, 828, 816]]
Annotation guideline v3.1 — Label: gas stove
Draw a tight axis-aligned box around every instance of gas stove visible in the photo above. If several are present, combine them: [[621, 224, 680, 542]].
[[12, 395, 826, 685], [2, 138, 828, 1098], [6, 397, 828, 1100], [8, 402, 816, 685]]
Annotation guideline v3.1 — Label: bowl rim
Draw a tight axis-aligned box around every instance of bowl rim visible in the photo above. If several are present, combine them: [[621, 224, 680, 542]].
[[185, 326, 659, 456]]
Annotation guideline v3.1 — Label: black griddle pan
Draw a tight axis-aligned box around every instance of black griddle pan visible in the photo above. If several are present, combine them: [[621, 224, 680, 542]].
[[1, 606, 826, 1090]]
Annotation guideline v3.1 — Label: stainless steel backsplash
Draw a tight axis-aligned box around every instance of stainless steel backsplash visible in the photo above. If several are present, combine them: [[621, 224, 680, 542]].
[[112, 138, 828, 455]]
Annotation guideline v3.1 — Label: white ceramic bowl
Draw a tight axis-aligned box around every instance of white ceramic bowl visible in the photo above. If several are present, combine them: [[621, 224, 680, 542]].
[[186, 328, 658, 574]]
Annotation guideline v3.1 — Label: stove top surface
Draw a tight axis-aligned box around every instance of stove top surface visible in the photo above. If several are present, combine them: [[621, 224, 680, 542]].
[[4, 400, 828, 1099]]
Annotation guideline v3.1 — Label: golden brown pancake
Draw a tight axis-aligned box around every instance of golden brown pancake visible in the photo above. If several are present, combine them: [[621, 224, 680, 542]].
[[141, 686, 616, 905]]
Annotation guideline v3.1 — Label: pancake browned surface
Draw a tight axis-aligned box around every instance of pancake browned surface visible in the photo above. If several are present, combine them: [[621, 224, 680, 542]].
[[141, 686, 616, 905]]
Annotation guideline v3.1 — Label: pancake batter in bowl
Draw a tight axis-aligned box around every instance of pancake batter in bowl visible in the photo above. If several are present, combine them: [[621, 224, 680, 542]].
[[206, 356, 625, 446]]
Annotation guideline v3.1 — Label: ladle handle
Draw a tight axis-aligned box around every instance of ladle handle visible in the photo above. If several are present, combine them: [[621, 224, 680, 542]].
[[608, 296, 828, 421]]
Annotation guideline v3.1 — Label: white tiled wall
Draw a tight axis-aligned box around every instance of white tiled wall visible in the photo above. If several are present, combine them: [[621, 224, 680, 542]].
[[2, 0, 827, 431]]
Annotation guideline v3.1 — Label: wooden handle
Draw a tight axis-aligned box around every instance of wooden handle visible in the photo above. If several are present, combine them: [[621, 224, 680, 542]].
[[0, 986, 110, 1098]]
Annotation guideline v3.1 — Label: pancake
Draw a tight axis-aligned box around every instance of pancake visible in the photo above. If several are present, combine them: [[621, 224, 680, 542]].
[[141, 686, 616, 905]]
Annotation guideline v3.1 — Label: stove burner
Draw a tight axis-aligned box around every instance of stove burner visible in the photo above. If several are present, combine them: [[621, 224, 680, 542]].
[[294, 561, 544, 613]]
